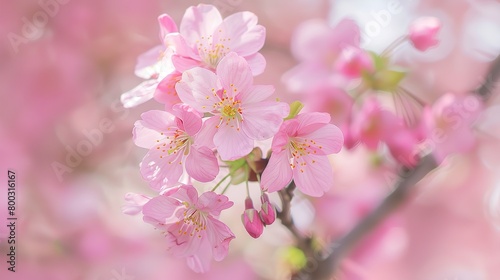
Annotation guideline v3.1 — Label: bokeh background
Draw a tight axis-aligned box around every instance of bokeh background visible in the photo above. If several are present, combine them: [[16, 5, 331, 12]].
[[1, 0, 500, 279]]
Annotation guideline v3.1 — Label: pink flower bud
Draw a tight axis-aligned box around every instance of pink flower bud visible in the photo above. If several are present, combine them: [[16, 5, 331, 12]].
[[259, 193, 276, 225], [336, 47, 374, 79], [241, 198, 264, 238], [409, 17, 441, 52]]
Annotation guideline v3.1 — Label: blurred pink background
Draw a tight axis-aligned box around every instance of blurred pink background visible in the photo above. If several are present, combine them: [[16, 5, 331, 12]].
[[1, 0, 500, 279]]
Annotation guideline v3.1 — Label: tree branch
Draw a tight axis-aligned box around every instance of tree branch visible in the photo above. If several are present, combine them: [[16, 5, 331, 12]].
[[288, 55, 500, 280]]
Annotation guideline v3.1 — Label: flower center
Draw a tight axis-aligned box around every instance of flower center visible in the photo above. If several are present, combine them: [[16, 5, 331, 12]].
[[221, 105, 237, 117], [156, 130, 192, 159], [288, 138, 323, 173], [177, 207, 207, 238], [196, 32, 231, 69]]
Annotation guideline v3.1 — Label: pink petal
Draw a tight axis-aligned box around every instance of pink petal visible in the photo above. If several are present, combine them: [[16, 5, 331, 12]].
[[139, 110, 176, 132], [180, 4, 223, 45], [154, 71, 182, 109], [121, 79, 158, 108], [158, 14, 178, 42], [216, 52, 253, 97], [238, 85, 275, 104], [215, 11, 265, 57], [293, 155, 333, 197], [176, 67, 221, 112], [296, 112, 331, 131], [185, 238, 213, 273], [172, 54, 203, 72], [260, 150, 293, 193], [133, 120, 160, 149], [297, 123, 344, 155], [168, 184, 199, 205], [214, 121, 254, 161], [172, 104, 203, 136], [134, 45, 164, 79], [186, 145, 219, 182], [140, 148, 183, 191], [241, 101, 289, 140], [206, 216, 235, 261], [197, 191, 233, 216], [142, 195, 181, 224], [195, 116, 218, 149], [245, 52, 266, 76]]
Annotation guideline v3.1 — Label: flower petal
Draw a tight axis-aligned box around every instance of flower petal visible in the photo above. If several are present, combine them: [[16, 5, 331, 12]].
[[214, 121, 254, 161], [238, 85, 275, 104], [172, 104, 203, 136], [134, 45, 164, 79], [176, 67, 221, 112], [260, 150, 293, 193], [196, 191, 233, 216], [241, 101, 289, 140], [142, 195, 181, 224], [206, 216, 235, 261], [140, 148, 184, 191], [215, 11, 265, 57], [293, 155, 333, 197], [121, 79, 158, 108], [154, 71, 182, 110], [158, 14, 178, 42], [186, 145, 219, 182], [180, 4, 222, 45], [216, 52, 253, 97], [245, 52, 266, 76], [297, 123, 344, 155]]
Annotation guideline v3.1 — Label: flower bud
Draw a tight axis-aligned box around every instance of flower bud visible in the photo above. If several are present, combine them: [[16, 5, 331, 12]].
[[335, 47, 374, 79], [259, 193, 276, 225], [409, 17, 441, 52], [241, 198, 264, 238]]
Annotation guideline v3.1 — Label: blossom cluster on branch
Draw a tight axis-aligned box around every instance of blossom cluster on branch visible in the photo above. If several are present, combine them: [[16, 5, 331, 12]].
[[120, 3, 485, 276]]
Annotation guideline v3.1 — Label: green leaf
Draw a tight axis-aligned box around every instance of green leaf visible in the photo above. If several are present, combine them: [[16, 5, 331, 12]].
[[284, 101, 304, 120]]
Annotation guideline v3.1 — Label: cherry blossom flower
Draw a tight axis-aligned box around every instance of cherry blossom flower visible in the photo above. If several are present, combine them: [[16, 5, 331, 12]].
[[282, 18, 360, 92], [133, 104, 219, 191], [408, 16, 441, 52], [142, 185, 235, 273], [176, 52, 289, 161], [422, 93, 482, 162], [335, 46, 374, 79], [261, 112, 344, 197], [121, 14, 181, 109], [168, 4, 266, 75]]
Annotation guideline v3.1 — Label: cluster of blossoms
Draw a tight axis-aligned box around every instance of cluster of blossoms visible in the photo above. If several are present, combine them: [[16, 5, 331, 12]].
[[122, 4, 481, 274], [283, 14, 478, 168], [122, 4, 344, 273]]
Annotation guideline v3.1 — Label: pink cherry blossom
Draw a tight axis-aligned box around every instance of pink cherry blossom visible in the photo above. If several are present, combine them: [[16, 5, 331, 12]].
[[352, 97, 420, 166], [121, 14, 181, 109], [335, 46, 374, 79], [142, 185, 235, 273], [260, 112, 344, 197], [176, 52, 289, 161], [168, 4, 266, 75], [133, 104, 219, 191], [408, 16, 441, 52], [351, 97, 400, 150], [422, 93, 482, 162], [282, 18, 360, 92]]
